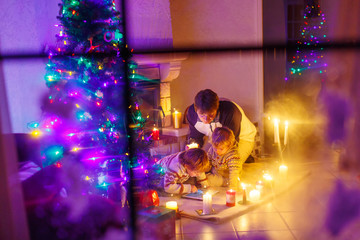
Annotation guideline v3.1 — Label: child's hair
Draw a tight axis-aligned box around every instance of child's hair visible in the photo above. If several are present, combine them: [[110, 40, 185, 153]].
[[194, 89, 219, 112], [179, 148, 210, 172], [211, 127, 236, 148]]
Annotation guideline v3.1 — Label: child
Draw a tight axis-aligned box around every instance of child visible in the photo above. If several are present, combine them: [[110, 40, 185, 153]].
[[157, 148, 210, 194], [207, 127, 242, 190]]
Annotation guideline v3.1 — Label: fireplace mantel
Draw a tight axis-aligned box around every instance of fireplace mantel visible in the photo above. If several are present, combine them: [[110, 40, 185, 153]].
[[133, 53, 188, 83], [132, 53, 188, 127]]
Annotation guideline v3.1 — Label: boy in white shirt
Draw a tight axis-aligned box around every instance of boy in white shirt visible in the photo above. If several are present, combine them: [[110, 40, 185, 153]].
[[157, 148, 210, 194]]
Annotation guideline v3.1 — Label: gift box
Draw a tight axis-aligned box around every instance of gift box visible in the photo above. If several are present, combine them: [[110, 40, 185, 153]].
[[137, 206, 175, 240]]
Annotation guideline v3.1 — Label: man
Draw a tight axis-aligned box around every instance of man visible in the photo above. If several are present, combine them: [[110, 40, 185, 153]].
[[186, 89, 256, 164]]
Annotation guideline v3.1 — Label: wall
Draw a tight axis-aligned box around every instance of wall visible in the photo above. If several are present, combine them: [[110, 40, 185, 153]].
[[125, 0, 173, 50], [169, 0, 263, 123], [263, 0, 287, 104]]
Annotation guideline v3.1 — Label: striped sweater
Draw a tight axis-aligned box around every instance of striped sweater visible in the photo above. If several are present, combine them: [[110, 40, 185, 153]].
[[207, 144, 242, 189], [156, 152, 208, 194]]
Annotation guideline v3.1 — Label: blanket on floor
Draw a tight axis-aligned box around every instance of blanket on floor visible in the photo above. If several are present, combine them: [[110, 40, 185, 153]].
[[159, 161, 311, 224]]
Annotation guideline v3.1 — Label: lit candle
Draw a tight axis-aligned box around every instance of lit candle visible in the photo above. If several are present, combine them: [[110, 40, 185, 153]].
[[226, 189, 236, 207], [186, 142, 199, 150], [249, 189, 261, 201], [165, 201, 178, 211], [152, 127, 159, 140], [172, 110, 182, 129], [284, 121, 289, 146], [279, 165, 288, 179], [263, 172, 274, 189], [203, 192, 212, 214], [255, 180, 264, 190], [242, 183, 247, 204], [274, 118, 280, 144], [263, 173, 273, 181]]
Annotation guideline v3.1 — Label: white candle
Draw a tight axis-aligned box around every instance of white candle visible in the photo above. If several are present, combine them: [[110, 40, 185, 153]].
[[274, 119, 280, 144], [172, 110, 182, 129], [255, 180, 264, 190], [165, 201, 178, 211], [249, 189, 261, 201], [284, 121, 289, 146], [241, 184, 247, 204], [203, 192, 212, 214], [279, 165, 288, 179]]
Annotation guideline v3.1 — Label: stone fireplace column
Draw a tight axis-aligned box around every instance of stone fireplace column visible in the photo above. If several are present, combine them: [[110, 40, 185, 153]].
[[159, 59, 186, 127], [126, 0, 188, 127]]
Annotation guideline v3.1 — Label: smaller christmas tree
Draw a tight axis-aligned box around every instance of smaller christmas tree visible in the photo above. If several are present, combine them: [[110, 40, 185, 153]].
[[286, 1, 329, 83]]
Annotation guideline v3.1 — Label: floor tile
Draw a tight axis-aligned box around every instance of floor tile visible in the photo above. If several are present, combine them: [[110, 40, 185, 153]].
[[335, 219, 360, 240], [237, 230, 295, 240], [181, 217, 235, 233], [280, 211, 325, 231], [176, 219, 182, 234], [183, 232, 238, 240], [291, 229, 331, 240], [272, 181, 329, 212], [232, 212, 288, 231], [250, 202, 277, 213], [176, 234, 183, 240]]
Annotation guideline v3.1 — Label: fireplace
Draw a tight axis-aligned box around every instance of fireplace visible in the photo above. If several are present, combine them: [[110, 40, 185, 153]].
[[133, 53, 188, 128], [133, 66, 162, 129]]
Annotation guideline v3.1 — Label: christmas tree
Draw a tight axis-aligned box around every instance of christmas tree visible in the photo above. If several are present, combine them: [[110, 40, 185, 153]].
[[28, 0, 156, 202], [286, 1, 329, 82]]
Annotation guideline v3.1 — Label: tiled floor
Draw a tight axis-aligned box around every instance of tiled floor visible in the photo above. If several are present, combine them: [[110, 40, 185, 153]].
[[174, 150, 360, 240]]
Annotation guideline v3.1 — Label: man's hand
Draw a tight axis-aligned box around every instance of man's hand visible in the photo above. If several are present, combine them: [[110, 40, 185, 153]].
[[186, 142, 199, 150]]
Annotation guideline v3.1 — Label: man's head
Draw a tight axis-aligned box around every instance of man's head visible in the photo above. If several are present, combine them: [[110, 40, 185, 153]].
[[211, 127, 235, 156], [194, 89, 219, 124], [180, 148, 210, 177]]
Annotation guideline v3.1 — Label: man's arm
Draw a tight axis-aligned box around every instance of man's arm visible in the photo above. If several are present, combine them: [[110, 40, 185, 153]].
[[220, 101, 242, 142], [186, 105, 205, 147]]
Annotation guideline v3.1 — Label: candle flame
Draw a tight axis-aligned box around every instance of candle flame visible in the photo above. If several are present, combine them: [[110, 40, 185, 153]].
[[263, 173, 273, 181]]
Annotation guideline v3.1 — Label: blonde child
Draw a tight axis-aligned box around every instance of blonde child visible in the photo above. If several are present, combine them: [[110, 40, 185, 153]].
[[156, 148, 210, 194], [207, 127, 242, 190]]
